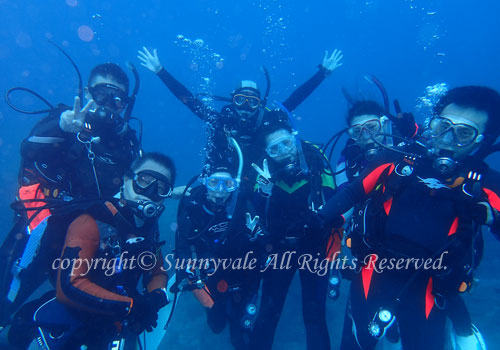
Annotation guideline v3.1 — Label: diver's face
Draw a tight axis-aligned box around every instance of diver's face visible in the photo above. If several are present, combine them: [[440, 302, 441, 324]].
[[265, 129, 298, 163], [348, 114, 383, 146], [233, 89, 260, 118], [123, 160, 172, 205], [429, 103, 487, 160], [85, 75, 128, 113], [205, 171, 235, 204]]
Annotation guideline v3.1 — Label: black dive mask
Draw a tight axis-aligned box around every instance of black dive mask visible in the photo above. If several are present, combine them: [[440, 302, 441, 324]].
[[129, 170, 173, 202], [87, 83, 128, 132], [89, 83, 129, 111]]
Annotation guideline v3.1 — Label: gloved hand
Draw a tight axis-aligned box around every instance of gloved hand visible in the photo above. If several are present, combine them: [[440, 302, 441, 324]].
[[128, 288, 169, 333], [320, 49, 343, 74], [246, 213, 263, 241], [171, 185, 192, 199], [59, 96, 96, 133], [137, 47, 163, 74], [455, 177, 500, 234], [390, 100, 417, 138], [252, 159, 274, 197]]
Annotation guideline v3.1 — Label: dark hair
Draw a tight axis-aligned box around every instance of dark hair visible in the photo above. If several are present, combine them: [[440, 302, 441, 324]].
[[130, 152, 176, 185], [257, 109, 293, 149], [88, 63, 129, 93], [434, 86, 500, 143], [346, 100, 385, 126]]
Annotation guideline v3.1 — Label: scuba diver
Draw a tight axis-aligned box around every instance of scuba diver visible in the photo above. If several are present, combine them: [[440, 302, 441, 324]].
[[137, 46, 343, 165], [173, 139, 263, 350], [329, 76, 419, 188], [329, 81, 485, 350], [0, 62, 143, 328], [335, 100, 418, 186], [247, 110, 340, 350], [318, 86, 500, 350], [8, 152, 174, 349], [20, 62, 142, 198]]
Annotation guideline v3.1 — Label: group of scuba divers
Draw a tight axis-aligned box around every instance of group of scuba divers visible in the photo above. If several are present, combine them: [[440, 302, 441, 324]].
[[0, 42, 499, 350]]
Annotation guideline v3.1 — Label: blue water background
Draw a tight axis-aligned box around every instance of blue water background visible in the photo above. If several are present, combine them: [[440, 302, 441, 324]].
[[0, 0, 499, 348]]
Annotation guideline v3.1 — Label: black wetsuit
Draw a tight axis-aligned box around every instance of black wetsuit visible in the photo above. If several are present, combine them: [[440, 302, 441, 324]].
[[19, 106, 139, 198], [175, 186, 261, 349], [0, 106, 139, 325], [155, 65, 332, 166], [248, 142, 336, 350], [320, 147, 500, 350]]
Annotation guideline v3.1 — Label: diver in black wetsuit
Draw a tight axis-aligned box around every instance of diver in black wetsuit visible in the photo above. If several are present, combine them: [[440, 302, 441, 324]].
[[247, 111, 338, 350], [335, 100, 418, 188], [137, 46, 343, 165], [319, 86, 500, 350], [0, 63, 142, 328], [174, 160, 263, 350]]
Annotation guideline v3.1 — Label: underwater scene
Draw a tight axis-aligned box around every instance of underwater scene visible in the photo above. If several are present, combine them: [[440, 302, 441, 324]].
[[0, 0, 499, 349]]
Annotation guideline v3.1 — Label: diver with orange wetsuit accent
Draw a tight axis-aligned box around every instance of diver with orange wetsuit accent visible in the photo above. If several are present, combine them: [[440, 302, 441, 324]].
[[0, 63, 141, 330], [8, 152, 174, 349], [319, 86, 500, 350]]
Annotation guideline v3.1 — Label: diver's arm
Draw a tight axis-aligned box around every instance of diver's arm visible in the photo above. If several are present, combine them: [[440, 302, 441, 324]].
[[320, 161, 395, 226], [144, 250, 168, 292], [480, 169, 500, 239], [20, 107, 73, 161], [56, 214, 133, 317], [156, 68, 219, 121], [282, 49, 343, 112], [138, 47, 218, 121]]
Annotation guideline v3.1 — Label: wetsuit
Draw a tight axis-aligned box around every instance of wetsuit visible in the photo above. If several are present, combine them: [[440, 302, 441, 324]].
[[320, 147, 500, 350], [19, 106, 139, 198], [0, 107, 139, 325], [175, 185, 261, 349], [155, 65, 332, 166], [9, 200, 167, 349], [248, 142, 336, 350]]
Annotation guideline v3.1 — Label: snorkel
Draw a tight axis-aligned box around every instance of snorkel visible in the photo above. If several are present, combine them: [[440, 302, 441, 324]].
[[225, 137, 243, 219], [123, 62, 140, 124], [364, 75, 393, 148], [255, 66, 271, 129], [274, 101, 309, 175]]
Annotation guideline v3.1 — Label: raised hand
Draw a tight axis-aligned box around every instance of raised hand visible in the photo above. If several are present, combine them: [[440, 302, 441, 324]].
[[252, 159, 273, 196], [246, 213, 263, 241], [59, 96, 95, 133], [246, 212, 260, 232], [321, 49, 343, 73], [137, 47, 163, 74]]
